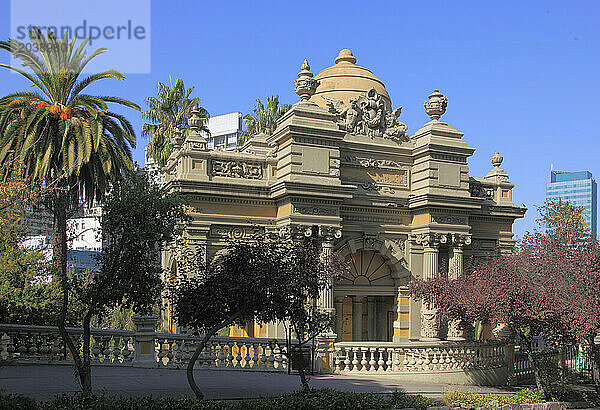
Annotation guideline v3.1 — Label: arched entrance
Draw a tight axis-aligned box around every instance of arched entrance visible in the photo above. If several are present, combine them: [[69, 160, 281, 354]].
[[333, 236, 409, 342]]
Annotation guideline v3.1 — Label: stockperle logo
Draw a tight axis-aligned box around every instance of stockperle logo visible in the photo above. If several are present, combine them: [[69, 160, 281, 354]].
[[10, 0, 151, 74]]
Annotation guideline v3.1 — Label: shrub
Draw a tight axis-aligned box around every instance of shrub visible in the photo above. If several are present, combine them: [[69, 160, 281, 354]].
[[0, 392, 38, 410], [0, 389, 437, 410], [443, 388, 544, 408]]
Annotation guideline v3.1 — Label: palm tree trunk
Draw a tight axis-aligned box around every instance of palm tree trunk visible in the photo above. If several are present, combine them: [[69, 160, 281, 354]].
[[53, 182, 87, 394]]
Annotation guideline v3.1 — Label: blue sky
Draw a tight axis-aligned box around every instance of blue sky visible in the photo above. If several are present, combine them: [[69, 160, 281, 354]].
[[0, 0, 598, 237]]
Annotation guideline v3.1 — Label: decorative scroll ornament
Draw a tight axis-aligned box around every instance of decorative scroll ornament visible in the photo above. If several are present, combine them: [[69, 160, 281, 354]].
[[414, 232, 448, 248], [451, 233, 472, 248], [294, 59, 319, 102], [279, 224, 315, 241], [424, 89, 448, 121], [324, 88, 409, 142], [318, 226, 343, 242], [211, 160, 263, 179]]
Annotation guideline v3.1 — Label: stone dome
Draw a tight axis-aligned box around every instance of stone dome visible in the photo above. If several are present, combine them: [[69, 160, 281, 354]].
[[310, 49, 391, 110]]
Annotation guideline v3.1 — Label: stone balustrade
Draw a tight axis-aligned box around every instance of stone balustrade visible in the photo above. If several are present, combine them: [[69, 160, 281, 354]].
[[0, 323, 287, 372], [332, 341, 507, 374], [0, 323, 135, 365]]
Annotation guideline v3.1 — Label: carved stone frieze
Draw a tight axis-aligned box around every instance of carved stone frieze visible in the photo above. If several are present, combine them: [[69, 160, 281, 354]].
[[210, 159, 263, 179], [357, 181, 396, 194], [341, 156, 405, 170], [324, 88, 409, 142], [210, 225, 264, 240], [294, 204, 338, 216], [431, 214, 468, 225]]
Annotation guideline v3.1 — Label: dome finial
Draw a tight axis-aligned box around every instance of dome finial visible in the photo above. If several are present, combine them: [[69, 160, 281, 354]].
[[335, 49, 356, 64]]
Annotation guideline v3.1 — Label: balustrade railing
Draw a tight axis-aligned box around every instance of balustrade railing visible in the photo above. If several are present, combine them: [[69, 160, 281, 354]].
[[0, 324, 135, 365], [332, 341, 508, 374], [0, 323, 287, 372]]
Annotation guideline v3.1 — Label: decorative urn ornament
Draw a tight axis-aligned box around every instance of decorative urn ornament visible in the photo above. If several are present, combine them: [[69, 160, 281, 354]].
[[424, 89, 448, 121], [294, 59, 319, 102], [188, 106, 203, 132], [490, 151, 503, 168], [171, 128, 184, 150]]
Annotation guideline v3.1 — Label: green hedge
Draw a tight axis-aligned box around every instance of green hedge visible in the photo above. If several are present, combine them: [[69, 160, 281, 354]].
[[443, 388, 544, 408], [0, 389, 437, 410]]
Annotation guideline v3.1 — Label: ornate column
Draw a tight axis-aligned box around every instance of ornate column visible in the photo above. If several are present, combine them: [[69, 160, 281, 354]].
[[317, 226, 342, 313], [415, 233, 446, 341], [447, 233, 472, 341]]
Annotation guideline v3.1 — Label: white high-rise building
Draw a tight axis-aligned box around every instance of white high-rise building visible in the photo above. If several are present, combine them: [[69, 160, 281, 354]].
[[204, 112, 243, 151], [67, 204, 103, 251], [144, 145, 163, 186]]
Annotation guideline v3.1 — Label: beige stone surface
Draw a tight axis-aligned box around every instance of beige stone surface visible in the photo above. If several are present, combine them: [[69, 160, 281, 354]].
[[310, 49, 392, 110], [162, 49, 527, 349]]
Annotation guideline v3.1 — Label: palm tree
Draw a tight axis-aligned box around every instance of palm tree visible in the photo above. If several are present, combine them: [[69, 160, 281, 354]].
[[239, 95, 291, 145], [142, 78, 209, 168], [0, 28, 139, 395]]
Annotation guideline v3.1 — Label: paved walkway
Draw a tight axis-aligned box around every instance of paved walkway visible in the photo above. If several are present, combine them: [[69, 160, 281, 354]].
[[0, 365, 520, 402]]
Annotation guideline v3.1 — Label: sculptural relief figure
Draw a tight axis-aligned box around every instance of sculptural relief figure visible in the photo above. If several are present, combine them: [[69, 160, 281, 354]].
[[324, 88, 408, 143]]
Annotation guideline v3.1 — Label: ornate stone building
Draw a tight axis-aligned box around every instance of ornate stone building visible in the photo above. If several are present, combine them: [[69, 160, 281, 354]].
[[162, 49, 525, 350]]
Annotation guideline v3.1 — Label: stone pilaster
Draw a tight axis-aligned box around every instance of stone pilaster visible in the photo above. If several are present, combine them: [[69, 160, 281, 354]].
[[415, 233, 447, 341], [352, 296, 364, 341], [447, 233, 472, 341]]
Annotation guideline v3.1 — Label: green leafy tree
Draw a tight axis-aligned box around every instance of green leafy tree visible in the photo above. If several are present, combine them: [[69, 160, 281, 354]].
[[71, 171, 187, 395], [170, 231, 344, 398], [239, 95, 291, 145], [0, 159, 83, 325], [0, 27, 139, 394], [142, 78, 209, 168]]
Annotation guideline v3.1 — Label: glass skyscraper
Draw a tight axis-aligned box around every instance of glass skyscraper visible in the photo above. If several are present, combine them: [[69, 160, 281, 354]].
[[546, 170, 597, 238]]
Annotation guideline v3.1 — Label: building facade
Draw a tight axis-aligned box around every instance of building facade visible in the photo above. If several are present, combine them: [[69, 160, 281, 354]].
[[204, 112, 243, 151], [161, 50, 526, 381], [67, 204, 103, 251], [546, 170, 597, 237]]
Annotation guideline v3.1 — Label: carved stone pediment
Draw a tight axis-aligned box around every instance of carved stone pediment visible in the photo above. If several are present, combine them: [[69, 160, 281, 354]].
[[324, 88, 409, 142]]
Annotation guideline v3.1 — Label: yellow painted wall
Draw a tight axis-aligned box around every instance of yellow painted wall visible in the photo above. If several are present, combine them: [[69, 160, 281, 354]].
[[190, 202, 277, 218], [277, 203, 292, 218], [411, 214, 430, 225]]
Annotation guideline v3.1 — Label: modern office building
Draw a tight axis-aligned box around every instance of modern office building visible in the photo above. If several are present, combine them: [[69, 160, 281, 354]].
[[546, 170, 597, 237], [67, 204, 103, 251], [204, 112, 243, 151]]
